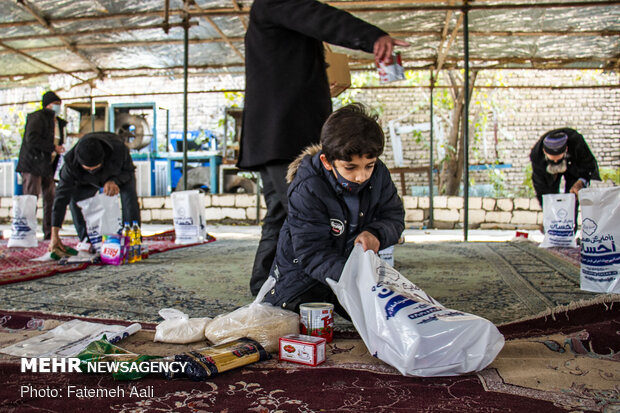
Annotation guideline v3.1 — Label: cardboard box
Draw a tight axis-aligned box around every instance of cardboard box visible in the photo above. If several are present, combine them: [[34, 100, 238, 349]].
[[279, 334, 326, 367], [325, 48, 351, 97]]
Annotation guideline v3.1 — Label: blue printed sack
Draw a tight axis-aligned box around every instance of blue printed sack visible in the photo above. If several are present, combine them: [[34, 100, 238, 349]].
[[328, 244, 504, 377], [77, 193, 122, 253], [7, 195, 38, 248], [171, 190, 207, 245], [540, 193, 577, 248], [579, 187, 620, 293]]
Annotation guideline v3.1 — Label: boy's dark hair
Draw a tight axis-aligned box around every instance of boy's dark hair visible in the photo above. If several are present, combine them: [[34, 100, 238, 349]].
[[320, 103, 384, 163]]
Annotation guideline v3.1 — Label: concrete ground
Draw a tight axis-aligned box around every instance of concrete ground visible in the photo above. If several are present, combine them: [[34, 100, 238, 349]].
[[0, 223, 546, 243]]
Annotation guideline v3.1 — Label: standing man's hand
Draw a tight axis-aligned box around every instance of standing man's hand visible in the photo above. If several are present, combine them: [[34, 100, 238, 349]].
[[569, 180, 585, 198], [355, 231, 381, 253], [54, 144, 65, 154], [103, 180, 120, 196], [373, 35, 409, 64]]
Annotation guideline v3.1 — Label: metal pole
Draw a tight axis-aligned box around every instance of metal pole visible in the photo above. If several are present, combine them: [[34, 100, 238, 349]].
[[90, 93, 95, 132], [165, 108, 170, 152], [463, 3, 470, 241], [429, 72, 434, 229], [182, 16, 189, 191]]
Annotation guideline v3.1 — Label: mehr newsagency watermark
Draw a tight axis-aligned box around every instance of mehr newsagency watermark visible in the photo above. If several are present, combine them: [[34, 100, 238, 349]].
[[18, 357, 189, 399]]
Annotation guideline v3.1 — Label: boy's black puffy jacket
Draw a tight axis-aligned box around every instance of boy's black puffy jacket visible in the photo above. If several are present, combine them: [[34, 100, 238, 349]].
[[263, 145, 404, 308]]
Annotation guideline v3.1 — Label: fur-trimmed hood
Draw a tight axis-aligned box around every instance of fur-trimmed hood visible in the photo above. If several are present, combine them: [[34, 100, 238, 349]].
[[286, 144, 322, 184]]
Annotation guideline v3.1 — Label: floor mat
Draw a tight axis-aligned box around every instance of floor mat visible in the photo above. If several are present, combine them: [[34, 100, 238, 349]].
[[0, 230, 214, 286], [0, 240, 596, 325], [0, 295, 617, 412]]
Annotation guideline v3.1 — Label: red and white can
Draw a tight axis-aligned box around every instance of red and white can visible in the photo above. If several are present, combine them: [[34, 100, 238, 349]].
[[299, 302, 334, 343]]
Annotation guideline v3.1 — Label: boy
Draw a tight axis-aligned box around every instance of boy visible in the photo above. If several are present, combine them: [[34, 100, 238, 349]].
[[262, 103, 405, 318]]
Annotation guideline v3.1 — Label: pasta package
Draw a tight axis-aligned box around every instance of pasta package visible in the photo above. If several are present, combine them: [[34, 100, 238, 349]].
[[164, 337, 270, 381]]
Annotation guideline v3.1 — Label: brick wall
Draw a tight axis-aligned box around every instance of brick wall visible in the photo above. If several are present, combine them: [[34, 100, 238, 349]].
[[346, 70, 619, 196], [1, 69, 617, 198], [0, 194, 544, 230]]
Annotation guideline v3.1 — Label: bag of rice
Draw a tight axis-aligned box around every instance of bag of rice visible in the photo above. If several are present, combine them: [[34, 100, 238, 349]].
[[154, 308, 211, 344], [204, 278, 299, 352]]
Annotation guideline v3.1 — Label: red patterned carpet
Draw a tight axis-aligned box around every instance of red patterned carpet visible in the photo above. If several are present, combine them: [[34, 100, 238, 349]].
[[546, 246, 581, 267], [0, 296, 617, 412], [0, 230, 215, 286]]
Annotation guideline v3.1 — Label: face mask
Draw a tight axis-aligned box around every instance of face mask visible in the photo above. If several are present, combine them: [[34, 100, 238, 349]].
[[84, 166, 101, 175], [333, 167, 369, 194], [51, 104, 61, 115]]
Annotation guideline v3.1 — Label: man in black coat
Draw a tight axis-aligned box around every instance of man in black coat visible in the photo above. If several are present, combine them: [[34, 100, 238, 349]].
[[16, 91, 67, 240], [48, 132, 140, 253], [239, 0, 407, 295], [529, 128, 600, 207]]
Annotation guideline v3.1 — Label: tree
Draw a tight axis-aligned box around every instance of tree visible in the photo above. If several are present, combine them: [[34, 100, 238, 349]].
[[438, 69, 478, 195]]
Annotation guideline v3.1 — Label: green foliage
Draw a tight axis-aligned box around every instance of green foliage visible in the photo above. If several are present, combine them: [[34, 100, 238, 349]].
[[332, 72, 387, 118], [487, 168, 508, 197], [0, 105, 35, 159], [216, 92, 245, 149], [332, 72, 371, 109], [599, 167, 620, 185], [433, 88, 453, 111], [516, 163, 536, 198], [223, 92, 244, 107]]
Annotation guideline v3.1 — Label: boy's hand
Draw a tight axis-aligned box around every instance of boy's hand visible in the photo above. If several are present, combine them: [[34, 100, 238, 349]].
[[355, 231, 380, 253]]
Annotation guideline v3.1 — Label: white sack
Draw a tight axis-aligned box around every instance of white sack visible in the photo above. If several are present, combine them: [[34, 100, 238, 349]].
[[154, 308, 211, 344], [540, 193, 577, 248], [579, 186, 620, 293], [171, 190, 206, 245], [327, 244, 505, 377], [8, 195, 38, 248], [77, 193, 122, 252], [204, 277, 299, 352]]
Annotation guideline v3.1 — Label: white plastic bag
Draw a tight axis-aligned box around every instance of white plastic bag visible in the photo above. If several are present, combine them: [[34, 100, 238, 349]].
[[204, 277, 299, 352], [0, 319, 140, 357], [154, 308, 211, 344], [579, 186, 620, 293], [8, 195, 38, 248], [171, 190, 207, 245], [378, 245, 395, 267], [327, 244, 505, 377], [539, 193, 577, 248], [77, 193, 122, 252]]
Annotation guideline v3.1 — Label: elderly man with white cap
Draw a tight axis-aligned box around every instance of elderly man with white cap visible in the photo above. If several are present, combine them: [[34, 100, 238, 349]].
[[529, 127, 600, 207]]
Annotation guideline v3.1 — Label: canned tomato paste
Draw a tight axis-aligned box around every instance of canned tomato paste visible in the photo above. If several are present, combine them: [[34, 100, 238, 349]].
[[299, 302, 334, 343]]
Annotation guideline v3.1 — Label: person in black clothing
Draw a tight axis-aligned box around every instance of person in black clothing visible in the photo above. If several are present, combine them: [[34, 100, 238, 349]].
[[262, 104, 404, 318], [239, 0, 408, 295], [529, 128, 600, 207], [48, 132, 140, 253], [16, 91, 67, 240]]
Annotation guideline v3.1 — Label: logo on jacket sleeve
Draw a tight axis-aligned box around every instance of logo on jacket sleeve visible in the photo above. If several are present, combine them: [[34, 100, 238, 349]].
[[330, 219, 344, 236]]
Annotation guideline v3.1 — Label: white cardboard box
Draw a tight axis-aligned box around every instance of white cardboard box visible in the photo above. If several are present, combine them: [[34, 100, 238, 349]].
[[279, 334, 326, 367]]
